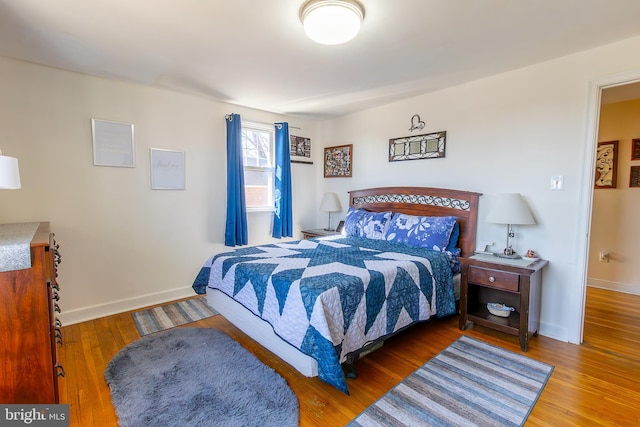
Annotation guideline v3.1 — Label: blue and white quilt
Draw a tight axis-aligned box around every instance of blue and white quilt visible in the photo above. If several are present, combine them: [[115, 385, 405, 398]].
[[192, 236, 456, 394]]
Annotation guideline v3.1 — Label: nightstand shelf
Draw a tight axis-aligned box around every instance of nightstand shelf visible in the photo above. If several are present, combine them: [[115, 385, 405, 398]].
[[459, 253, 548, 351], [466, 301, 520, 335]]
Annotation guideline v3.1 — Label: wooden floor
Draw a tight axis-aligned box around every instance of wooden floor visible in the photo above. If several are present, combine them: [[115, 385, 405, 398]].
[[58, 286, 640, 426]]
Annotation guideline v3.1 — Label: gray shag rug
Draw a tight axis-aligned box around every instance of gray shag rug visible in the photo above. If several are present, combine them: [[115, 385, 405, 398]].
[[104, 327, 299, 427]]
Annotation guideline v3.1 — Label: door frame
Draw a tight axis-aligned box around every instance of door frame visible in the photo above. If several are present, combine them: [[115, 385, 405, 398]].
[[573, 71, 640, 343]]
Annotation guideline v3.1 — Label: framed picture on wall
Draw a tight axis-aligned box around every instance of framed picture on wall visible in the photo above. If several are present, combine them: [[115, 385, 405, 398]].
[[91, 119, 135, 167], [289, 135, 313, 164], [594, 140, 618, 189], [632, 138, 640, 160], [389, 131, 446, 162], [150, 148, 185, 190], [630, 166, 640, 188], [324, 144, 352, 178]]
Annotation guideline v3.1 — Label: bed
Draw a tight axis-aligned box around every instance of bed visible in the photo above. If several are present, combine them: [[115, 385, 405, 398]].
[[192, 186, 480, 393]]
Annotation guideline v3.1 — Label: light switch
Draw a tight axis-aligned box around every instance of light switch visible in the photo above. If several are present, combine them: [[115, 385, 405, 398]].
[[551, 175, 564, 191]]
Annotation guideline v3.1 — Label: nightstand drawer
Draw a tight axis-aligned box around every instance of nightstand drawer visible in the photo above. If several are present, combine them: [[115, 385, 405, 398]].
[[468, 266, 519, 292]]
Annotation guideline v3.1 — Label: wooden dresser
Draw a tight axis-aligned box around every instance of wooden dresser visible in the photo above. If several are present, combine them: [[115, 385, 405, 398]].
[[0, 222, 63, 403]]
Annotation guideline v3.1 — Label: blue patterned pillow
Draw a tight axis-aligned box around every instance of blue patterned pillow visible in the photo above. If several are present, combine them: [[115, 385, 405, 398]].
[[384, 214, 457, 252], [344, 208, 392, 239], [360, 211, 392, 239], [344, 208, 367, 237], [446, 221, 460, 252]]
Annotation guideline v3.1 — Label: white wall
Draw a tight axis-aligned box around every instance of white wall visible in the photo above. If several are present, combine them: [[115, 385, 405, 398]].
[[0, 57, 320, 324], [4, 33, 640, 341], [588, 100, 640, 295], [318, 35, 640, 343]]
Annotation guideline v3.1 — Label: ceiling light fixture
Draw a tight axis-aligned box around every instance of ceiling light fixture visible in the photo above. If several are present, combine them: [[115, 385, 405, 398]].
[[300, 0, 365, 45]]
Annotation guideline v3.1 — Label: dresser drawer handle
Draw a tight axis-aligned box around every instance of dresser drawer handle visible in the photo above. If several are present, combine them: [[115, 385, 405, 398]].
[[56, 364, 66, 378], [488, 276, 496, 283]]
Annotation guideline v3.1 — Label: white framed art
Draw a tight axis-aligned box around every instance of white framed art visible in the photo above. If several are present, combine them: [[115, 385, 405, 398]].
[[91, 119, 135, 167], [150, 148, 185, 190]]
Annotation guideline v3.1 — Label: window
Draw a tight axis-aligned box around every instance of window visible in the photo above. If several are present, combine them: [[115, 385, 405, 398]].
[[242, 121, 274, 211]]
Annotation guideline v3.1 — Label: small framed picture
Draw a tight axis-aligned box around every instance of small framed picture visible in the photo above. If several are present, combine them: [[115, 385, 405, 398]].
[[594, 140, 618, 189], [91, 119, 135, 167], [630, 166, 640, 188], [632, 138, 640, 160], [324, 144, 352, 178], [150, 149, 185, 190], [290, 135, 312, 164]]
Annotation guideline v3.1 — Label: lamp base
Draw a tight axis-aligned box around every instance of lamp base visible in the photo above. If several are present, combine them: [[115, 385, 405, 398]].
[[493, 252, 521, 259], [323, 228, 335, 232], [493, 248, 521, 259]]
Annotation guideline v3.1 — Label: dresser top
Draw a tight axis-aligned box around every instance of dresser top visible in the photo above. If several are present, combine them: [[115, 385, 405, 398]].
[[0, 222, 49, 272]]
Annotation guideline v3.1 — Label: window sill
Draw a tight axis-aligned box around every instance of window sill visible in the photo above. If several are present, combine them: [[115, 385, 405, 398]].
[[247, 207, 274, 213]]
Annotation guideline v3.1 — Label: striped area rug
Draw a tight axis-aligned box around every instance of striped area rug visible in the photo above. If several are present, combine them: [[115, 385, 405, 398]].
[[348, 335, 553, 427], [132, 297, 219, 336]]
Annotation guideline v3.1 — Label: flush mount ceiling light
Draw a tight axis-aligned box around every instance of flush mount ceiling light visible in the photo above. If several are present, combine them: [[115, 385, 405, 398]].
[[300, 0, 365, 45]]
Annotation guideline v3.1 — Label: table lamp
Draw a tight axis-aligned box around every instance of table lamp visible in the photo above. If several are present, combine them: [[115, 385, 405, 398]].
[[319, 192, 342, 231], [485, 193, 535, 259], [0, 150, 21, 189]]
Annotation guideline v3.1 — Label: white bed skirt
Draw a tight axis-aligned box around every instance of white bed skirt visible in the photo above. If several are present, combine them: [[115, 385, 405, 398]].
[[205, 274, 460, 378], [206, 288, 319, 377]]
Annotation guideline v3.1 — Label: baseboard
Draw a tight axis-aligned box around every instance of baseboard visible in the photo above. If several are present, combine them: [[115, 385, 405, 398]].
[[587, 278, 640, 296], [539, 322, 568, 343], [59, 287, 197, 326]]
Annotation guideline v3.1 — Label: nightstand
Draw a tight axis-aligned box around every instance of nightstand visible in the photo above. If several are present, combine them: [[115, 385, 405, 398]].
[[301, 229, 341, 239], [459, 253, 548, 351]]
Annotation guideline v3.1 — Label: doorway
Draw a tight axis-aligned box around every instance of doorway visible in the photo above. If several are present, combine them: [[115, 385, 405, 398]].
[[576, 73, 640, 343]]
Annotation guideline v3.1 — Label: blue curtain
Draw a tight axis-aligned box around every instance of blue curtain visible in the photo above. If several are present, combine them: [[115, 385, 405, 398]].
[[224, 114, 248, 246], [272, 122, 293, 238]]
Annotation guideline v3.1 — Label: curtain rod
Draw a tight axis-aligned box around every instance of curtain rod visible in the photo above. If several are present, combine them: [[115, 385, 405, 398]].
[[225, 114, 301, 130]]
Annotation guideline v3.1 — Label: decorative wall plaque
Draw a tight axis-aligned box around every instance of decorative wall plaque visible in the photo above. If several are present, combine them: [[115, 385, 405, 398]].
[[389, 131, 446, 162]]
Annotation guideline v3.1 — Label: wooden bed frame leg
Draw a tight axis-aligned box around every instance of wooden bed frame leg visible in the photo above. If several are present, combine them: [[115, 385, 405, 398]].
[[347, 356, 358, 379]]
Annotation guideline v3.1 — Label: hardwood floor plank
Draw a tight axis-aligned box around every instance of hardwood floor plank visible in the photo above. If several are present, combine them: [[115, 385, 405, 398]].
[[58, 287, 640, 426]]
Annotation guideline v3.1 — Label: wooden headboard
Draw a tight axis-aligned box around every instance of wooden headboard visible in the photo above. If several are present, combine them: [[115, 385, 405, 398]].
[[348, 187, 481, 258]]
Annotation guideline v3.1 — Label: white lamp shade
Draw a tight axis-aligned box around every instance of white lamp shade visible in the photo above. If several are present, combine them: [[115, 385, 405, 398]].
[[485, 193, 535, 225], [0, 155, 21, 189], [320, 192, 342, 212], [301, 0, 364, 45]]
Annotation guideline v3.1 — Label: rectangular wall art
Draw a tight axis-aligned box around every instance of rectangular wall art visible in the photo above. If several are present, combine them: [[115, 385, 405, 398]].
[[632, 138, 640, 160], [594, 140, 618, 189], [91, 119, 135, 167], [290, 135, 313, 164], [630, 166, 640, 188], [324, 144, 352, 178], [290, 135, 311, 158], [150, 148, 185, 190], [389, 131, 446, 162]]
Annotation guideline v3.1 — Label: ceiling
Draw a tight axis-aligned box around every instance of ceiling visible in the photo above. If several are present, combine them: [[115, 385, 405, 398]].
[[602, 81, 640, 104], [2, 0, 640, 119]]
